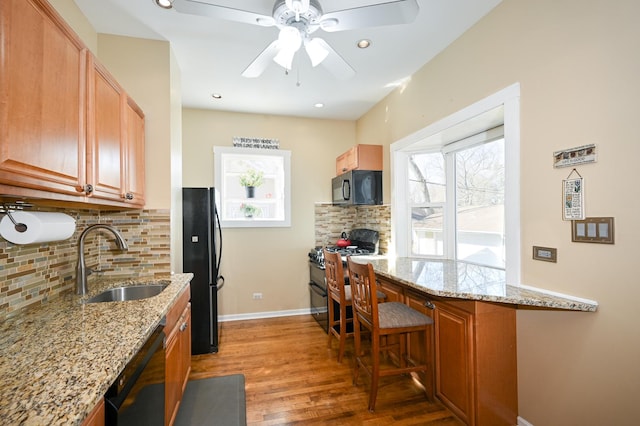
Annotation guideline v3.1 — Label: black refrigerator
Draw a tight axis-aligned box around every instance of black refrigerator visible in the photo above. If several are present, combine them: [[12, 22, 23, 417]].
[[182, 187, 224, 354]]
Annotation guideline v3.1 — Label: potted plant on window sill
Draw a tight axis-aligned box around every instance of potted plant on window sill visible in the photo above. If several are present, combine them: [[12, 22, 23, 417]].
[[239, 169, 264, 198], [240, 203, 261, 218]]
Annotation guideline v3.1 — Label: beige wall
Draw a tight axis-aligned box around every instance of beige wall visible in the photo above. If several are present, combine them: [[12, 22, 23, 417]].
[[181, 109, 355, 315], [49, 0, 97, 53], [97, 34, 174, 211], [358, 0, 639, 424]]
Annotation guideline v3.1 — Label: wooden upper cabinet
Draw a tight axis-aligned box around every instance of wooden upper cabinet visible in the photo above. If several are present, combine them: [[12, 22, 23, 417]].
[[88, 57, 125, 203], [335, 144, 383, 175], [0, 0, 146, 209], [124, 97, 146, 207], [0, 0, 87, 196]]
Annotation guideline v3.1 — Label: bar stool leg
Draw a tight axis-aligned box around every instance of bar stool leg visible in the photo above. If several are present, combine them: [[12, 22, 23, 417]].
[[369, 331, 381, 412]]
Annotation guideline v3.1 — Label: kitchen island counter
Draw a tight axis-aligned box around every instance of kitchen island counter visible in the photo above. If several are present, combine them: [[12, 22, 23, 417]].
[[353, 256, 597, 312], [0, 273, 193, 425]]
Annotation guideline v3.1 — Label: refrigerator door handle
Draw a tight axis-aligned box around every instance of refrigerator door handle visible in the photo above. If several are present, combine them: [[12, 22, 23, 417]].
[[215, 276, 225, 291]]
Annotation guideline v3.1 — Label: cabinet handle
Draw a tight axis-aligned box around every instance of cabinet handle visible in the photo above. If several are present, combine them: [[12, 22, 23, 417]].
[[179, 321, 188, 332], [123, 192, 134, 200], [424, 300, 435, 310], [84, 184, 93, 194]]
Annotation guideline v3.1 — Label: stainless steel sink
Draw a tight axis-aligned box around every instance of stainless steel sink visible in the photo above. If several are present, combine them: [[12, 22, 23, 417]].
[[85, 283, 168, 303]]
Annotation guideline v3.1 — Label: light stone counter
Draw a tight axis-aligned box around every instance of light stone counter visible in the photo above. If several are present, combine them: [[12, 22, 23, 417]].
[[352, 257, 598, 312], [0, 273, 193, 425]]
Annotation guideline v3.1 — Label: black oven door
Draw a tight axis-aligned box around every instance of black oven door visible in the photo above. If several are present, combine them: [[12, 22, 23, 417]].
[[309, 281, 328, 333]]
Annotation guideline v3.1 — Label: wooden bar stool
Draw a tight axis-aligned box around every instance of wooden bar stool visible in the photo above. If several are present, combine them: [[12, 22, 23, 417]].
[[325, 250, 387, 363], [347, 256, 434, 412], [324, 249, 353, 363]]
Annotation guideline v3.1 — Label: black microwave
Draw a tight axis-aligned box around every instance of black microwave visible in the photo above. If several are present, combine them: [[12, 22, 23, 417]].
[[332, 170, 382, 205]]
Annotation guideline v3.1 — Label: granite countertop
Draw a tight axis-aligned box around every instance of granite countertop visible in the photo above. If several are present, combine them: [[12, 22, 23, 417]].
[[352, 256, 598, 312], [0, 273, 193, 425]]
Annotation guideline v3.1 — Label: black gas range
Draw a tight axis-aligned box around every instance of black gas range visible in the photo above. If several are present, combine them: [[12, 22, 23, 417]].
[[308, 228, 380, 269], [308, 228, 379, 332]]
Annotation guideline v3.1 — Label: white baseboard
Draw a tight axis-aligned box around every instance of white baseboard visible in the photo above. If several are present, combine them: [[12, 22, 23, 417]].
[[220, 308, 311, 322], [517, 416, 534, 426]]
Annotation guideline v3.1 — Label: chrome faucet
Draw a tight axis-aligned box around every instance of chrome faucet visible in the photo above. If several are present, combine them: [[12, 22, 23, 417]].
[[76, 224, 129, 295]]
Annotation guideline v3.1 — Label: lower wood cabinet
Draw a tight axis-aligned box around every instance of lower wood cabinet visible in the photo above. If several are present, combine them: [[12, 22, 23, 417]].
[[376, 277, 518, 426], [405, 290, 436, 400], [81, 398, 105, 426], [433, 300, 475, 424], [165, 287, 192, 426]]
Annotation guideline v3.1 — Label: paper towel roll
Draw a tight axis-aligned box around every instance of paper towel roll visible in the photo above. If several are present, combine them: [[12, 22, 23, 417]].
[[0, 212, 76, 244]]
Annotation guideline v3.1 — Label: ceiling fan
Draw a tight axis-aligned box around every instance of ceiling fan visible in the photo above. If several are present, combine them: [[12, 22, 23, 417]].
[[168, 0, 419, 79]]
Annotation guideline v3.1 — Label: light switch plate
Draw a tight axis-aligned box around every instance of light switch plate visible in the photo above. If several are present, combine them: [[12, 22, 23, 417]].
[[571, 217, 614, 244], [533, 246, 557, 262]]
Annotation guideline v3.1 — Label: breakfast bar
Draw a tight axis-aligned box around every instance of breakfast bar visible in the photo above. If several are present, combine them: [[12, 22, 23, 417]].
[[350, 256, 597, 426]]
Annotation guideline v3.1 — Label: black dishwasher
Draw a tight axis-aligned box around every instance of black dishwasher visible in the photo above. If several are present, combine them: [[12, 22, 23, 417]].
[[105, 323, 166, 425]]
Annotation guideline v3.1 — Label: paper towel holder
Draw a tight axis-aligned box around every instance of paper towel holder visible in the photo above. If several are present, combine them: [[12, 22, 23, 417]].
[[1, 203, 32, 233]]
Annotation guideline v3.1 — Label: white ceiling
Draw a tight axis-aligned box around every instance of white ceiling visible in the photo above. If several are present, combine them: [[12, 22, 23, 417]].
[[73, 0, 502, 120]]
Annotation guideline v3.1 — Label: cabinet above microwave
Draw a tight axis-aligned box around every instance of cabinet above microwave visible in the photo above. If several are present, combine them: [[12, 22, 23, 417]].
[[335, 144, 382, 175]]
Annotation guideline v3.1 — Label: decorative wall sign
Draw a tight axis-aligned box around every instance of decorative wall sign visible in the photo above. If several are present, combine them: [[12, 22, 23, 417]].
[[232, 137, 279, 149], [571, 217, 614, 244], [553, 144, 596, 168], [562, 169, 584, 220]]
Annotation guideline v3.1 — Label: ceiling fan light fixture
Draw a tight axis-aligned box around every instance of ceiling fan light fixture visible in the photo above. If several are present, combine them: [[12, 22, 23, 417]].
[[273, 48, 297, 71], [277, 26, 302, 52], [285, 0, 310, 20], [154, 0, 173, 9], [305, 38, 329, 67]]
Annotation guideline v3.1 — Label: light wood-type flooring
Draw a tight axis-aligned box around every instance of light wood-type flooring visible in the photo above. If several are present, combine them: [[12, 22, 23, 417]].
[[189, 314, 463, 425]]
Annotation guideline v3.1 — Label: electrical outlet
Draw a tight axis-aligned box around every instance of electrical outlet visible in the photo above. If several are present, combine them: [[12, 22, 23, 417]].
[[252, 292, 263, 300]]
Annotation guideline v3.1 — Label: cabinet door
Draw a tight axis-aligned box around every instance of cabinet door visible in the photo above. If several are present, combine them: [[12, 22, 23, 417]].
[[434, 301, 475, 425], [405, 290, 435, 398], [335, 144, 383, 175], [376, 277, 403, 302], [123, 97, 146, 207], [165, 296, 191, 426], [178, 304, 192, 395], [165, 327, 181, 426], [87, 57, 126, 202], [336, 147, 356, 175], [81, 398, 105, 426], [0, 0, 87, 196]]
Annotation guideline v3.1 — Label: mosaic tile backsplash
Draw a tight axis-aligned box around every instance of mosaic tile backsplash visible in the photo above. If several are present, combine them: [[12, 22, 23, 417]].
[[314, 203, 391, 253], [0, 209, 171, 320]]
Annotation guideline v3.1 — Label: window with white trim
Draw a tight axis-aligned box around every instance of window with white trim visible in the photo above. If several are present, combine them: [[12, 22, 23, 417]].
[[391, 84, 521, 281], [409, 128, 505, 268]]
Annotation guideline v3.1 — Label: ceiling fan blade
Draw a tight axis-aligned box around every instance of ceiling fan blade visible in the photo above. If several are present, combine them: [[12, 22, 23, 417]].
[[172, 0, 275, 27], [241, 40, 281, 78], [313, 38, 355, 80], [320, 0, 419, 32]]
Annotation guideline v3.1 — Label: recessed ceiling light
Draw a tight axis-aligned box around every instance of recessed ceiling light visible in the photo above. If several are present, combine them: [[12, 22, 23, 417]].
[[155, 0, 173, 9], [212, 93, 222, 99], [314, 103, 324, 108], [357, 39, 371, 49]]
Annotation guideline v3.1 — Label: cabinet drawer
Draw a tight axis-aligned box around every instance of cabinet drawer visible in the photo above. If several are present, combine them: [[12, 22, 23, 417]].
[[166, 286, 190, 333]]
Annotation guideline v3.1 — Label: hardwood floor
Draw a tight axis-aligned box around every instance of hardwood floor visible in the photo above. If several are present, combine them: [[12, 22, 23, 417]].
[[189, 315, 463, 425]]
